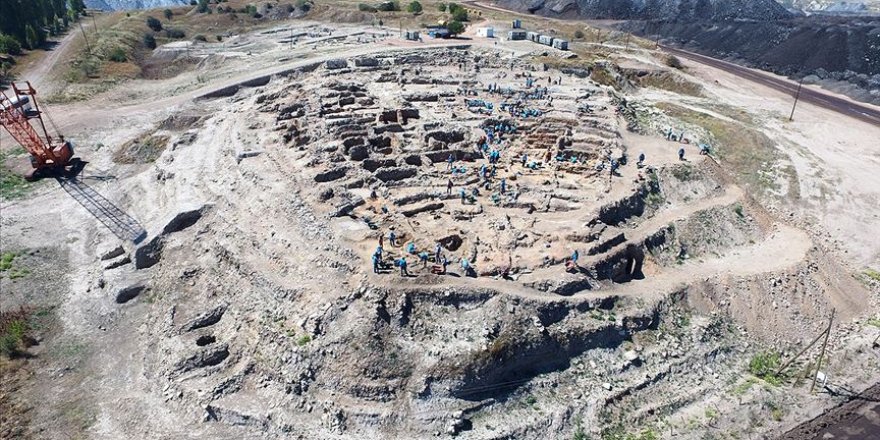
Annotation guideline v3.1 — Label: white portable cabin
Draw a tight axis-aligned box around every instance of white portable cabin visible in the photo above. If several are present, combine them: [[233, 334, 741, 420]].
[[508, 30, 527, 40], [476, 27, 494, 38], [512, 19, 521, 29], [405, 30, 420, 41], [526, 31, 539, 42], [538, 35, 554, 46], [551, 39, 569, 50]]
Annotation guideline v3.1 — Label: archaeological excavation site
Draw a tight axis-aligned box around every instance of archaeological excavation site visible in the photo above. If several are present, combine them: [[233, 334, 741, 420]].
[[2, 2, 880, 440]]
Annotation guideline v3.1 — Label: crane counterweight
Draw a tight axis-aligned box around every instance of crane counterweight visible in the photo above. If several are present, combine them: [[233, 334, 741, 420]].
[[1, 81, 75, 180]]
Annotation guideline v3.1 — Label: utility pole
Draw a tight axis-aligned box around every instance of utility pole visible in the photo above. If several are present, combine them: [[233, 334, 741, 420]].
[[78, 20, 91, 55], [811, 309, 835, 394], [789, 78, 804, 121]]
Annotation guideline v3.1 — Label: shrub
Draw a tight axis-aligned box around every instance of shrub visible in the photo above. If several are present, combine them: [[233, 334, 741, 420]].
[[193, 34, 207, 42], [448, 2, 461, 13], [216, 35, 223, 42], [407, 1, 422, 13], [448, 20, 464, 36], [377, 1, 400, 12], [574, 30, 584, 39], [146, 16, 163, 32], [358, 3, 378, 12], [666, 55, 683, 69], [0, 61, 13, 83], [107, 47, 127, 62], [197, 0, 209, 13], [143, 33, 156, 49], [163, 8, 173, 20], [749, 351, 782, 385], [165, 28, 186, 39], [438, 3, 446, 12], [0, 34, 23, 55], [0, 308, 32, 359], [295, 0, 311, 11], [24, 25, 40, 50]]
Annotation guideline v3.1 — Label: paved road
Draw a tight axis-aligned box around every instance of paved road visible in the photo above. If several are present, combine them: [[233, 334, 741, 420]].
[[660, 45, 880, 127]]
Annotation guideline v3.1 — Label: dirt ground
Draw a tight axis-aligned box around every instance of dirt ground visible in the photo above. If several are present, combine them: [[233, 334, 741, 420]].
[[2, 4, 880, 440]]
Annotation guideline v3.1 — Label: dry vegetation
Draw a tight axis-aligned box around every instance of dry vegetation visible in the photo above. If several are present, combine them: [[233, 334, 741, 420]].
[[657, 102, 799, 200], [113, 133, 169, 164]]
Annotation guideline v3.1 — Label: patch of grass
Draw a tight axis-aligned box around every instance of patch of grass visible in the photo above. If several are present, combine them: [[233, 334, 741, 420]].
[[863, 269, 880, 283], [0, 307, 33, 358], [749, 351, 783, 385], [573, 418, 589, 440], [296, 334, 312, 346], [525, 394, 537, 405], [590, 66, 618, 89], [656, 103, 797, 200], [0, 251, 28, 280], [766, 400, 784, 422], [0, 149, 32, 200], [113, 133, 169, 164], [7, 268, 30, 279], [635, 72, 703, 97], [0, 252, 16, 271], [665, 55, 683, 69], [645, 191, 664, 207], [670, 163, 694, 181], [602, 426, 659, 440], [733, 376, 759, 395], [705, 407, 719, 422], [865, 317, 880, 328]]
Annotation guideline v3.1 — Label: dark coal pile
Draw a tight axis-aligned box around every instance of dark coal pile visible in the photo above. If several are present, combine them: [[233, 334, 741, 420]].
[[624, 17, 880, 104], [498, 0, 790, 20]]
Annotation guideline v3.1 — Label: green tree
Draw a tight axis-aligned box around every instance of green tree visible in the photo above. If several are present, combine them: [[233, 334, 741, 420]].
[[143, 33, 156, 49], [25, 25, 39, 49], [197, 0, 210, 13], [1, 61, 13, 84], [438, 3, 446, 12], [447, 20, 464, 36], [407, 1, 422, 13], [451, 8, 467, 22], [146, 16, 163, 32], [164, 9, 174, 20], [107, 47, 127, 62], [0, 34, 23, 55]]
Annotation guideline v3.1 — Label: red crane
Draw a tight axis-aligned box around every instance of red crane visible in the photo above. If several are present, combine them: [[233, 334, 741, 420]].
[[0, 81, 74, 180]]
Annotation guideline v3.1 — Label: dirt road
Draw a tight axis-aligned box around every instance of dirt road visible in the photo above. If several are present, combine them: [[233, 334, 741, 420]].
[[21, 30, 78, 94]]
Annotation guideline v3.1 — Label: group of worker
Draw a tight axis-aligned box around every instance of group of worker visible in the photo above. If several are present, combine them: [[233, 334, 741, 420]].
[[665, 126, 712, 160], [372, 231, 456, 277]]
